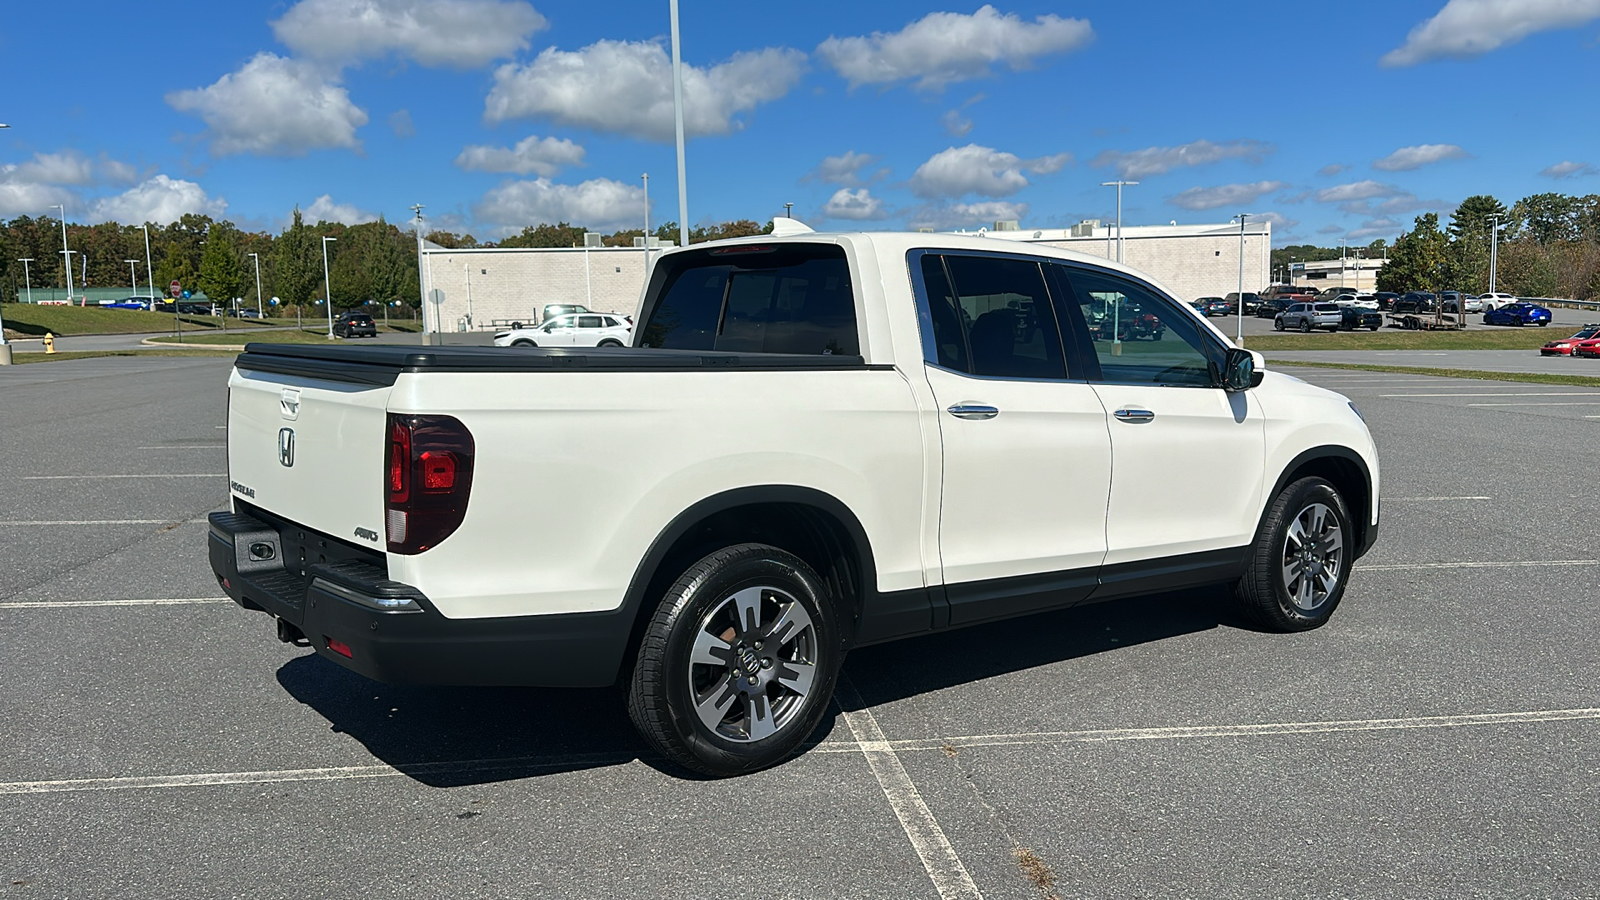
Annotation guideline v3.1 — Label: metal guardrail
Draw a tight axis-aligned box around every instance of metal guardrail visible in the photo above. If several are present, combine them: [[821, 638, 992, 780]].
[[1530, 297, 1600, 311]]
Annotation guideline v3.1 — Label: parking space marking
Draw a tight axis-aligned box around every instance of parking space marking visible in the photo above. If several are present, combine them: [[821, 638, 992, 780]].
[[811, 707, 1600, 755], [1385, 496, 1491, 501], [0, 519, 210, 526], [0, 752, 635, 796], [836, 677, 983, 900], [21, 474, 226, 480], [1468, 402, 1600, 407], [0, 598, 228, 609], [1359, 559, 1597, 571], [136, 445, 225, 450], [1382, 392, 1600, 398]]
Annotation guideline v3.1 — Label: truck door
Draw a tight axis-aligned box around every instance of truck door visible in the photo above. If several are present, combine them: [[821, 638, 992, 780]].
[[913, 251, 1112, 626]]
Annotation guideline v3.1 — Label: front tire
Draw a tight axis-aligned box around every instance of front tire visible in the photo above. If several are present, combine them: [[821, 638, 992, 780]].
[[1235, 477, 1354, 632], [512, 339, 536, 348], [627, 543, 842, 776], [1300, 319, 1312, 333]]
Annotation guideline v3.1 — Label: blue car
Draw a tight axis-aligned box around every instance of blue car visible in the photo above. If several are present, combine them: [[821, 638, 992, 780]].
[[1482, 303, 1551, 326]]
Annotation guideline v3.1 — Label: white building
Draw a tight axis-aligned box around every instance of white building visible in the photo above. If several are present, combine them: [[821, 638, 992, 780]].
[[1290, 257, 1387, 294], [419, 221, 1272, 332]]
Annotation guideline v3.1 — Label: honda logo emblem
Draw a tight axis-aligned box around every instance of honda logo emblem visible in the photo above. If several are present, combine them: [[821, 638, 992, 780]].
[[278, 427, 295, 467]]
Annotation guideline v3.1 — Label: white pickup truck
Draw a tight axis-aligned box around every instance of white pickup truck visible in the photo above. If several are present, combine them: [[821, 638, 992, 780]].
[[211, 230, 1380, 776]]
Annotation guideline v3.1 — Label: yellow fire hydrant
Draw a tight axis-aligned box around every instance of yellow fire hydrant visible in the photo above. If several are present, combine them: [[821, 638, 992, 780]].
[[43, 332, 56, 354]]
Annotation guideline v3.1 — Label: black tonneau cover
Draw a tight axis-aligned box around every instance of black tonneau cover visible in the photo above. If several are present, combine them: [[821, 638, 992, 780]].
[[235, 342, 873, 386]]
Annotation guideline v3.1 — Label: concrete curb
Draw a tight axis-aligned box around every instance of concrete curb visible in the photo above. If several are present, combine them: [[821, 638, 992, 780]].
[[141, 337, 248, 351]]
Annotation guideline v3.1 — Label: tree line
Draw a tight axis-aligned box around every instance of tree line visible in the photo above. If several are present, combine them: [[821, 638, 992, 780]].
[[0, 213, 777, 313], [1377, 192, 1600, 298]]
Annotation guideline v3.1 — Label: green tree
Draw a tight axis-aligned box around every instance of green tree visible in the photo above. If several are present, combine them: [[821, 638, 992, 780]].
[[197, 229, 246, 305], [1377, 213, 1448, 293], [274, 208, 318, 308], [498, 222, 587, 248], [154, 242, 196, 296]]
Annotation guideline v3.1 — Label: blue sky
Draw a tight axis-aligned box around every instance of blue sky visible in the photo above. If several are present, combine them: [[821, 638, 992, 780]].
[[3, 0, 1599, 246]]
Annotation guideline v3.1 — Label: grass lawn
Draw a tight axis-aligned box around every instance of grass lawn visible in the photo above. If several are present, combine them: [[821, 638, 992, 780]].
[[146, 325, 420, 345], [1, 303, 275, 337], [1266, 359, 1600, 388], [1242, 326, 1565, 351], [11, 348, 238, 364]]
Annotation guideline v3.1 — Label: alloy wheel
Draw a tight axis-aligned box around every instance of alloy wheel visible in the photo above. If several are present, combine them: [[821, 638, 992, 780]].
[[1280, 502, 1345, 613], [687, 585, 818, 743]]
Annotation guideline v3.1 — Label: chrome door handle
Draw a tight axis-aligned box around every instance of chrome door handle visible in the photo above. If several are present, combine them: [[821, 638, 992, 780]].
[[1113, 408, 1155, 423], [947, 404, 999, 420]]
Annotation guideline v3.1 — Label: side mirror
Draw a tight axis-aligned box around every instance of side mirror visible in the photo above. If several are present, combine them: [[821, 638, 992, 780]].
[[1222, 347, 1263, 392]]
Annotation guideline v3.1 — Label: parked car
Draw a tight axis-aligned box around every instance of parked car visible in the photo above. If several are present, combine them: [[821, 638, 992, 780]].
[[1275, 302, 1343, 332], [1482, 303, 1551, 326], [1204, 298, 1232, 317], [210, 230, 1380, 776], [1373, 292, 1401, 310], [1478, 292, 1519, 311], [1394, 292, 1437, 314], [1256, 297, 1294, 318], [1338, 307, 1383, 331], [1541, 325, 1600, 356], [100, 297, 151, 310], [1225, 291, 1262, 314], [1440, 292, 1483, 313], [494, 313, 633, 348], [541, 303, 592, 323], [333, 311, 378, 338], [230, 308, 263, 319], [1573, 334, 1600, 358]]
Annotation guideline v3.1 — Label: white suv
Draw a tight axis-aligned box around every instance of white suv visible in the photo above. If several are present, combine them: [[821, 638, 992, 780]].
[[1478, 292, 1518, 311], [494, 313, 633, 348]]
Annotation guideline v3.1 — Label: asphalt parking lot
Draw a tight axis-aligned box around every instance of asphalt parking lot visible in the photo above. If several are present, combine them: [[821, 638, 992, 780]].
[[3, 356, 1598, 898]]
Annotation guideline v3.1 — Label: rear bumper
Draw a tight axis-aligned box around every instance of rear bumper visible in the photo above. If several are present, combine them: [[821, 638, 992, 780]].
[[208, 511, 631, 687]]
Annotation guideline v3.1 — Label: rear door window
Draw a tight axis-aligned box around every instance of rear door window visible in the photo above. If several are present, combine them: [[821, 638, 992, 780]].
[[918, 253, 1071, 380], [639, 244, 858, 355], [578, 315, 604, 328]]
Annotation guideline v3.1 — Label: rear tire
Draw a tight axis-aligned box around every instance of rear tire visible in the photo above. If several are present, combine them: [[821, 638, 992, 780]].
[[1235, 477, 1354, 632], [512, 339, 536, 348], [598, 339, 623, 347], [627, 543, 842, 777]]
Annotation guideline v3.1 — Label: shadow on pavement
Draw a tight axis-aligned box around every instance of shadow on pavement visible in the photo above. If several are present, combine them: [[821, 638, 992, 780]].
[[276, 583, 1248, 785]]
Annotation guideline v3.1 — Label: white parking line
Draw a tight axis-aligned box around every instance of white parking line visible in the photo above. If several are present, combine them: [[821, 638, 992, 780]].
[[836, 677, 983, 900], [1383, 392, 1600, 397], [1468, 402, 1600, 407], [0, 519, 209, 526], [1359, 559, 1596, 571], [136, 445, 225, 450], [811, 707, 1600, 755], [21, 474, 226, 480], [0, 598, 228, 609], [1385, 496, 1491, 501]]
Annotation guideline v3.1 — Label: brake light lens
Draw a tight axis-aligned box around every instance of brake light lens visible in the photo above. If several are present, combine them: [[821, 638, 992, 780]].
[[385, 414, 474, 554]]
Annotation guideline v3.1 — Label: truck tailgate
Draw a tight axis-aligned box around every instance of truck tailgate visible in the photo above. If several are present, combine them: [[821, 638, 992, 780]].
[[227, 366, 391, 549]]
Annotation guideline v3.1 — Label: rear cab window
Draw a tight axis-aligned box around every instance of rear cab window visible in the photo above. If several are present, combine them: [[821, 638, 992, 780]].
[[638, 243, 858, 355]]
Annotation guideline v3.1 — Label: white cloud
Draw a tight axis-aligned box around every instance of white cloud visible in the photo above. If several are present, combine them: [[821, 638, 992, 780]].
[[1317, 224, 1344, 235], [807, 151, 883, 187], [1373, 143, 1468, 171], [0, 171, 75, 218], [1255, 211, 1298, 231], [167, 53, 368, 156], [1318, 163, 1349, 177], [485, 40, 805, 141], [941, 109, 974, 137], [272, 0, 547, 68], [474, 177, 645, 233], [0, 151, 144, 218], [910, 144, 1070, 199], [1168, 180, 1289, 211], [389, 109, 416, 138], [1540, 160, 1598, 179], [99, 158, 139, 184], [15, 151, 96, 186], [1381, 0, 1600, 66], [823, 188, 887, 221], [911, 200, 1030, 230], [1314, 180, 1406, 203], [455, 136, 585, 177], [1346, 217, 1405, 240], [817, 5, 1092, 90], [1090, 139, 1270, 179], [302, 194, 377, 225], [88, 175, 227, 225]]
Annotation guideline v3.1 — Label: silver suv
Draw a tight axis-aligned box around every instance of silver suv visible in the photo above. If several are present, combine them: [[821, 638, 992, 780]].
[[1275, 302, 1342, 332]]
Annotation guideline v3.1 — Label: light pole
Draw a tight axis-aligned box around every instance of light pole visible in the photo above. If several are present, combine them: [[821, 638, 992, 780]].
[[1339, 240, 1347, 290], [248, 252, 263, 318], [1288, 256, 1297, 288], [51, 204, 73, 304], [669, 0, 689, 247], [1350, 247, 1364, 293], [1100, 180, 1138, 263], [642, 172, 651, 276], [321, 236, 336, 338], [784, 202, 794, 219], [17, 258, 33, 302], [1488, 213, 1502, 293], [124, 259, 139, 299], [410, 203, 429, 343], [140, 224, 155, 301], [1233, 213, 1252, 344]]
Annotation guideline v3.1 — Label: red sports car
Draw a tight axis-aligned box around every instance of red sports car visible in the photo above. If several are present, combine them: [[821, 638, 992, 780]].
[[1573, 335, 1600, 359], [1542, 325, 1600, 356]]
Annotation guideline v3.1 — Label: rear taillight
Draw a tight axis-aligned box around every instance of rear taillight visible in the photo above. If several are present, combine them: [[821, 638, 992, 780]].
[[385, 414, 474, 554]]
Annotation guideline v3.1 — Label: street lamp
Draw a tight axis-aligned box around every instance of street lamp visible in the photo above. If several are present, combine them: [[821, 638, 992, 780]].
[[1100, 180, 1138, 263], [124, 259, 140, 299], [321, 236, 336, 338], [410, 203, 429, 343], [50, 204, 73, 304], [1488, 213, 1503, 293], [784, 202, 794, 219], [16, 258, 32, 303], [1, 258, 27, 356], [669, 0, 688, 248], [1232, 213, 1254, 345], [642, 172, 651, 276], [248, 252, 263, 318]]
